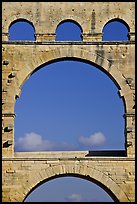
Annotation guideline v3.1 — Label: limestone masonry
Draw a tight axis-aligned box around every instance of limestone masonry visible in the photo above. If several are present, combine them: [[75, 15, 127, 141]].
[[2, 2, 135, 202]]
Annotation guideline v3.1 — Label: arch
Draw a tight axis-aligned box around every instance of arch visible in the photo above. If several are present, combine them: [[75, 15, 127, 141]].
[[55, 19, 83, 41], [24, 175, 114, 202], [16, 48, 123, 88], [8, 18, 36, 40], [13, 48, 131, 153], [22, 164, 129, 202], [102, 18, 130, 41], [15, 46, 130, 109]]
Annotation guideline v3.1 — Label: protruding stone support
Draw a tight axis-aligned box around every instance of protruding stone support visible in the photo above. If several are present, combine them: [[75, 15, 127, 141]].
[[2, 33, 9, 41], [2, 113, 15, 158], [128, 32, 135, 41]]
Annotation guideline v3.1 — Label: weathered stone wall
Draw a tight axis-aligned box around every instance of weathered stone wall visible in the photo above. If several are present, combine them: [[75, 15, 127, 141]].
[[2, 2, 135, 202], [2, 152, 135, 202], [2, 2, 135, 41]]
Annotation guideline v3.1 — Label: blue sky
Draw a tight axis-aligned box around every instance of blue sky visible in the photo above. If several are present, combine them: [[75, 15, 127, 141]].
[[9, 18, 128, 202], [14, 59, 125, 152], [25, 176, 114, 202]]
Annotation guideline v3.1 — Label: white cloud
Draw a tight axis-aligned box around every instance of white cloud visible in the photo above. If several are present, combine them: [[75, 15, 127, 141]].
[[79, 132, 106, 147], [15, 131, 106, 151], [65, 193, 84, 202], [15, 132, 76, 151]]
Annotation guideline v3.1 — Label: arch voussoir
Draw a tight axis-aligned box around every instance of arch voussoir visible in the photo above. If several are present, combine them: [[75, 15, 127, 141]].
[[21, 163, 129, 202]]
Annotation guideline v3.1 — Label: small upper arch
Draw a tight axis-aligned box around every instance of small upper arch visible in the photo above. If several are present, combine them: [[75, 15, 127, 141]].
[[8, 18, 36, 41], [55, 19, 83, 41], [102, 18, 130, 41]]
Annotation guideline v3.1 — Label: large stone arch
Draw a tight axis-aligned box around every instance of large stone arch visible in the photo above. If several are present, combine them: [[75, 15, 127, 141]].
[[15, 46, 130, 113], [16, 46, 127, 90], [12, 46, 132, 151], [20, 164, 129, 202]]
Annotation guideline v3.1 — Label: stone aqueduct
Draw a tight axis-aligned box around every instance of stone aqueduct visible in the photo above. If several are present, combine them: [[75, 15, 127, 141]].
[[2, 2, 135, 202]]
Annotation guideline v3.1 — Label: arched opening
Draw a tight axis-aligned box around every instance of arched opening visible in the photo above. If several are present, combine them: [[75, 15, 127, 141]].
[[14, 59, 125, 152], [102, 19, 129, 41], [9, 19, 35, 40], [24, 175, 116, 202], [56, 20, 83, 41]]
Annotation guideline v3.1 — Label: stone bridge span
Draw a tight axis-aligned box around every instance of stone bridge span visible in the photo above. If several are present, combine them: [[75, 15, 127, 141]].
[[3, 152, 134, 202]]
